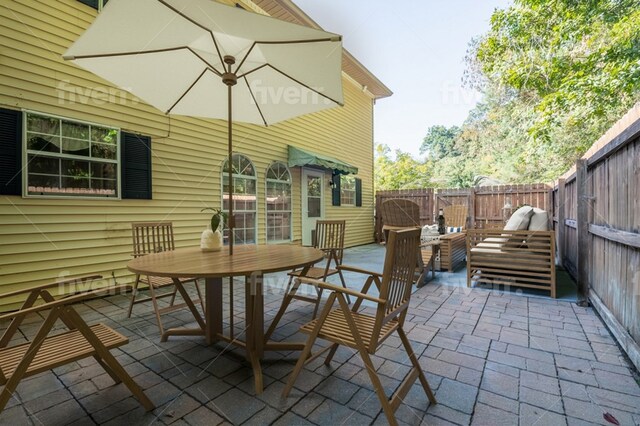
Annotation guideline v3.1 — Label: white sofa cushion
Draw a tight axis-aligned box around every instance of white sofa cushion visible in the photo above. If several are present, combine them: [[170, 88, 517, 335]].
[[504, 206, 534, 231], [528, 208, 550, 231]]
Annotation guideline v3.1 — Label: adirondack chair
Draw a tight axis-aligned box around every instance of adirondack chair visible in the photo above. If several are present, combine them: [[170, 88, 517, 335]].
[[380, 199, 436, 285], [443, 204, 468, 229], [0, 275, 154, 413], [282, 229, 437, 426]]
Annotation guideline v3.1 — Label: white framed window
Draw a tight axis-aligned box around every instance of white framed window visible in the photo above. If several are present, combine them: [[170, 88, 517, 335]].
[[222, 154, 257, 244], [23, 111, 120, 199], [340, 175, 356, 206], [265, 162, 292, 242]]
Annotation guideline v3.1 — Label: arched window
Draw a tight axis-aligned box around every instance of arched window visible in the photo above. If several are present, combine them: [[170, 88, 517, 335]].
[[265, 162, 292, 242], [222, 154, 257, 244]]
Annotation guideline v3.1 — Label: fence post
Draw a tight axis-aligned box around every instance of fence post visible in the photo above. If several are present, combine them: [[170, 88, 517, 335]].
[[469, 188, 476, 229], [576, 160, 590, 306], [557, 178, 566, 268]]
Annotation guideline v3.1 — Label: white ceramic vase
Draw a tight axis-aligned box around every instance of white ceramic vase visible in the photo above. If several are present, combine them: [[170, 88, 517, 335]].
[[200, 228, 223, 252]]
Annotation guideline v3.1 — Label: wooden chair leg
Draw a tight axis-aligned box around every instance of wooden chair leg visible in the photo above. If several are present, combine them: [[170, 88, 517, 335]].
[[0, 307, 61, 412], [147, 281, 165, 338], [323, 343, 339, 366], [264, 276, 300, 342], [282, 293, 337, 398], [335, 294, 398, 426], [63, 307, 155, 411], [126, 275, 142, 318], [398, 328, 436, 404], [194, 279, 205, 312]]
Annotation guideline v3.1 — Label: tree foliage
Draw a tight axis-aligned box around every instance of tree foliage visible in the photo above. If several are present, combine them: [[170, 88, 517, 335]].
[[420, 0, 640, 186], [374, 144, 434, 190], [420, 125, 462, 159]]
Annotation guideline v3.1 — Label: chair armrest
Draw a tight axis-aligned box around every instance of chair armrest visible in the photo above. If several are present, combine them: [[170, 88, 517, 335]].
[[337, 265, 383, 278], [0, 275, 103, 300], [0, 285, 130, 322], [296, 277, 386, 304]]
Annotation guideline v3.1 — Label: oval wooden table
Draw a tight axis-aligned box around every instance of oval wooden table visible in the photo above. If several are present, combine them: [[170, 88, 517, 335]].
[[127, 245, 324, 394]]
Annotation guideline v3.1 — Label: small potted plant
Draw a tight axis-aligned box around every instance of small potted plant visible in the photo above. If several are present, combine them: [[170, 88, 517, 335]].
[[200, 208, 227, 251]]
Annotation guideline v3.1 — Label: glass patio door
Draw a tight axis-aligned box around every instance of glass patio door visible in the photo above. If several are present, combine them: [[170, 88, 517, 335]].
[[301, 168, 324, 246]]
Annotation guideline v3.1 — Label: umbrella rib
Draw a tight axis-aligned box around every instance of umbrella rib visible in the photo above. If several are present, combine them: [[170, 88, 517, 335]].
[[157, 0, 226, 70], [242, 76, 268, 127], [66, 46, 223, 76], [266, 63, 345, 107], [165, 68, 210, 115], [234, 37, 340, 76], [236, 63, 269, 80]]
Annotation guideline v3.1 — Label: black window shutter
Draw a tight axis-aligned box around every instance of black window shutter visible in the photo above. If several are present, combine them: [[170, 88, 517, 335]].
[[355, 178, 362, 207], [121, 132, 152, 199], [0, 108, 22, 196], [331, 173, 341, 206], [77, 0, 99, 10]]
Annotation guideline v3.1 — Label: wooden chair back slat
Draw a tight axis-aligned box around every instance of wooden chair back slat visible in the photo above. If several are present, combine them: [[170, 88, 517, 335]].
[[443, 205, 467, 228], [315, 220, 346, 263], [131, 222, 175, 258], [380, 199, 421, 228], [372, 228, 421, 344]]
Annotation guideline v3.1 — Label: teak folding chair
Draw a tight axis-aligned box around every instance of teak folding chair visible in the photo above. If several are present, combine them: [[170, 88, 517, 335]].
[[0, 275, 154, 413], [282, 228, 436, 425], [128, 222, 204, 340], [265, 220, 349, 341]]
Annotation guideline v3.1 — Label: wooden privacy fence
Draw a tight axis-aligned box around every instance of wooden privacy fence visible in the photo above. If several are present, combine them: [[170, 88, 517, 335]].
[[375, 185, 552, 242], [552, 103, 640, 371], [437, 184, 552, 229]]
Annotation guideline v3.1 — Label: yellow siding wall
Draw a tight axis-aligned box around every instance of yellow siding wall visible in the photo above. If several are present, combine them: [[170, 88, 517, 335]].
[[0, 0, 375, 309]]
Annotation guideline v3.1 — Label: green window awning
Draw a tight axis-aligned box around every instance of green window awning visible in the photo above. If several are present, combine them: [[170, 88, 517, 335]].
[[287, 146, 358, 175]]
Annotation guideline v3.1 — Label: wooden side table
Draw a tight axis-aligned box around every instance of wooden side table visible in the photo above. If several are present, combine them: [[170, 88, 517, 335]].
[[439, 232, 466, 272]]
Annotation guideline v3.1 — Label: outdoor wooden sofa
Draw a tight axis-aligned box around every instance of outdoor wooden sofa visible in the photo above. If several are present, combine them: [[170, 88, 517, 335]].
[[0, 275, 154, 412], [466, 227, 556, 298]]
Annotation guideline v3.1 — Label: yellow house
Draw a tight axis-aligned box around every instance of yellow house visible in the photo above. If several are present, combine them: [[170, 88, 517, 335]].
[[0, 0, 391, 309]]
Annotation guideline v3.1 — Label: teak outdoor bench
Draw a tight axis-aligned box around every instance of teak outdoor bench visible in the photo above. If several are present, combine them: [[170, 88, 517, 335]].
[[0, 275, 154, 413]]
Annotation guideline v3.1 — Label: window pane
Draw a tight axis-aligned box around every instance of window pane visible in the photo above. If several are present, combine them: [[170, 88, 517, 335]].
[[62, 138, 90, 156], [28, 174, 59, 190], [62, 176, 90, 189], [91, 142, 117, 159], [308, 197, 321, 218], [62, 121, 89, 139], [27, 114, 59, 135], [29, 154, 59, 175], [27, 133, 60, 153], [61, 159, 90, 179], [307, 176, 321, 197], [91, 127, 117, 144]]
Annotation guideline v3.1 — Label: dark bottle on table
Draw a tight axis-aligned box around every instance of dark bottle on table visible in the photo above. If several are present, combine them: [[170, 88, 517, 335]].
[[437, 209, 446, 235]]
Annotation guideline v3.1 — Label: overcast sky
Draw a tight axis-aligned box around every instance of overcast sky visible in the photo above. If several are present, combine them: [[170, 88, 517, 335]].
[[293, 0, 512, 157]]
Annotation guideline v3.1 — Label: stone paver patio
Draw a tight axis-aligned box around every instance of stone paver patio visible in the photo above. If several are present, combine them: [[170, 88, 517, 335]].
[[1, 245, 639, 425]]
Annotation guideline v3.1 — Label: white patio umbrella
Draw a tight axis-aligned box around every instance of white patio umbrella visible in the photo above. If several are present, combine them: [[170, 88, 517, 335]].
[[63, 0, 344, 253]]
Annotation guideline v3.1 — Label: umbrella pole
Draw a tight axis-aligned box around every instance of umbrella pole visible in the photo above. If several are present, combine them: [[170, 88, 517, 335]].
[[223, 55, 237, 255], [228, 83, 234, 255]]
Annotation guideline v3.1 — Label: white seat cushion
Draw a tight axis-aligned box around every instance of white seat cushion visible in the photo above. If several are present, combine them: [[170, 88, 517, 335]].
[[504, 206, 534, 231], [528, 208, 550, 231]]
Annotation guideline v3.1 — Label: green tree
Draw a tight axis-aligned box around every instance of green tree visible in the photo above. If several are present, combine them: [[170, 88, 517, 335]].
[[374, 144, 433, 190], [419, 125, 462, 159]]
